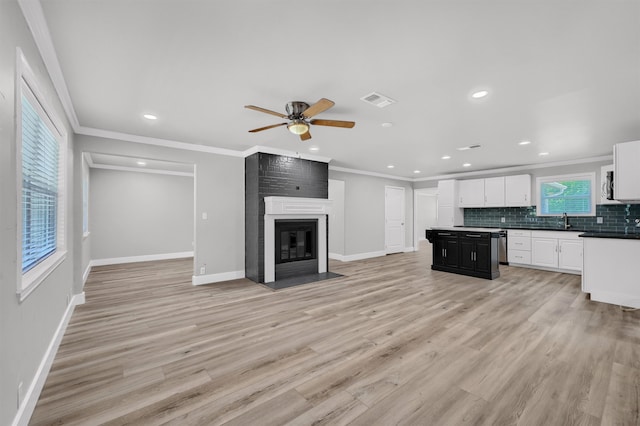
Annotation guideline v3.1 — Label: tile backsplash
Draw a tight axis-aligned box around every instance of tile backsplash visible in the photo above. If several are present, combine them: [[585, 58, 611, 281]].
[[464, 204, 640, 234]]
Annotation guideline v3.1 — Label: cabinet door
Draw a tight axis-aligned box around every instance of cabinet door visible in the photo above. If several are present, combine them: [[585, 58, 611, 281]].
[[474, 241, 491, 273], [505, 175, 531, 207], [484, 177, 505, 207], [559, 239, 583, 271], [531, 238, 558, 268], [437, 179, 456, 206], [444, 238, 459, 267], [614, 141, 640, 201], [459, 179, 485, 207], [458, 239, 475, 271], [433, 238, 446, 266]]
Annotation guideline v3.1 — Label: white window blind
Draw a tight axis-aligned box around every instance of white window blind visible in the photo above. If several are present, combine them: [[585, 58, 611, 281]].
[[21, 94, 59, 272]]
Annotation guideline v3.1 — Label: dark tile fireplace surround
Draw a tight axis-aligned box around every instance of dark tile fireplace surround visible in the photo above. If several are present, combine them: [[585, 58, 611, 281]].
[[245, 153, 338, 289]]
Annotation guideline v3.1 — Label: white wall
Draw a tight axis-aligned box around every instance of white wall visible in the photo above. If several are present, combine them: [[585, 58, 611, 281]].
[[328, 170, 413, 258], [1, 2, 78, 424], [75, 135, 245, 282], [328, 179, 345, 256], [89, 169, 194, 262]]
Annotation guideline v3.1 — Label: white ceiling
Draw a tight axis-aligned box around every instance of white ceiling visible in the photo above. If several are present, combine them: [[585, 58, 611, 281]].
[[36, 0, 640, 178]]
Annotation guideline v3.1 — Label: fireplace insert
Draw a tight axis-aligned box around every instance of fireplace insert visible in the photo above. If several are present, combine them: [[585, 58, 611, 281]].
[[275, 219, 317, 264]]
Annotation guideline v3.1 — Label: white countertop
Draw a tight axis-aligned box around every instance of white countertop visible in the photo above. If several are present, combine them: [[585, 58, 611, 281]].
[[429, 226, 503, 233]]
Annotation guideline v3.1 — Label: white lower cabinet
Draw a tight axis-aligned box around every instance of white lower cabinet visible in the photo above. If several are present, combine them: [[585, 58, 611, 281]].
[[558, 239, 583, 271], [531, 238, 558, 268], [530, 231, 583, 273]]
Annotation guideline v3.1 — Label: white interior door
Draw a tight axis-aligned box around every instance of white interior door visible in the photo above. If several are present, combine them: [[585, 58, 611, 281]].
[[385, 186, 405, 254]]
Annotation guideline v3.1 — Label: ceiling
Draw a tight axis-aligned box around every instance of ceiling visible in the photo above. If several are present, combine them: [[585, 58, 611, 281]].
[[36, 0, 640, 179]]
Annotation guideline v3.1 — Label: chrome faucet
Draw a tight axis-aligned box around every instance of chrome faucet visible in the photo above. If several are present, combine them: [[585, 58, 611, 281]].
[[563, 212, 571, 230]]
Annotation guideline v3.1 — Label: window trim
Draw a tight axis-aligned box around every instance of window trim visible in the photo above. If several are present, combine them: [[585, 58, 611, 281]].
[[15, 48, 68, 301], [536, 172, 596, 217]]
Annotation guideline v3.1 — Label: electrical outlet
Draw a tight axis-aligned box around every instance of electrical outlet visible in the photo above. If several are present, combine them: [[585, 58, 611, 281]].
[[200, 266, 206, 275], [597, 217, 603, 224], [501, 217, 506, 223]]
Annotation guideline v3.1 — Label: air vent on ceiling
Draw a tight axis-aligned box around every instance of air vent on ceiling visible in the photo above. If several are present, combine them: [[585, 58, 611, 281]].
[[360, 92, 396, 108], [456, 144, 482, 151]]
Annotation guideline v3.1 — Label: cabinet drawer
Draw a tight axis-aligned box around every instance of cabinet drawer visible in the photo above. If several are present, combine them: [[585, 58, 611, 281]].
[[508, 230, 531, 238], [508, 236, 531, 251], [509, 250, 531, 264]]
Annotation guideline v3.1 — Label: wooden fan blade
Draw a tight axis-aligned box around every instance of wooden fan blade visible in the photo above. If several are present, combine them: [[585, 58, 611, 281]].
[[310, 119, 356, 128], [300, 131, 312, 141], [248, 123, 287, 133], [302, 98, 335, 118], [244, 105, 287, 119]]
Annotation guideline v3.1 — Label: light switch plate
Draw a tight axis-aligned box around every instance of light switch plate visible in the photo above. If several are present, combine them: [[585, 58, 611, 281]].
[[501, 217, 506, 223], [202, 212, 208, 220], [596, 217, 603, 224]]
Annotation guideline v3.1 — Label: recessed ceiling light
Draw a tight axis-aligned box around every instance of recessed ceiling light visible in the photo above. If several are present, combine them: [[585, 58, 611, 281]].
[[381, 122, 393, 128], [538, 152, 549, 156], [137, 161, 147, 166], [519, 140, 531, 145], [441, 155, 451, 160], [309, 146, 319, 152], [463, 163, 471, 167], [143, 114, 157, 120], [471, 90, 488, 99], [387, 165, 395, 169], [413, 170, 421, 174]]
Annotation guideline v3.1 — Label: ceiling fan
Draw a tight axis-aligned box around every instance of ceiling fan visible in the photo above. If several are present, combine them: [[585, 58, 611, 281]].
[[244, 98, 355, 141]]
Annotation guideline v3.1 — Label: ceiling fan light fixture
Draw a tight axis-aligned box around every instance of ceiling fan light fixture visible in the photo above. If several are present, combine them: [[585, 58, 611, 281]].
[[287, 120, 309, 135]]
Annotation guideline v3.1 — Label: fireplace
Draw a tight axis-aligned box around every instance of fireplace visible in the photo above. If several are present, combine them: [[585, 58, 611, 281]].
[[275, 219, 318, 280], [263, 196, 331, 284], [276, 220, 317, 264]]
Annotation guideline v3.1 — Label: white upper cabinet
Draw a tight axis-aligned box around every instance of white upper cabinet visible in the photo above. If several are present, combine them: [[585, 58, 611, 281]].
[[437, 179, 457, 206], [614, 140, 640, 202], [437, 179, 463, 226], [484, 177, 505, 207], [505, 174, 531, 207], [458, 179, 485, 207]]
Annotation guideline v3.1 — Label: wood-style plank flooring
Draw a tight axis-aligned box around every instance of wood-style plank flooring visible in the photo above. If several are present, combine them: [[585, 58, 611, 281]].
[[31, 243, 640, 425]]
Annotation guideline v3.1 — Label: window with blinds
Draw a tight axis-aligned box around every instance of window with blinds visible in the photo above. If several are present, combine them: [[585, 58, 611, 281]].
[[536, 173, 596, 216], [21, 94, 60, 272]]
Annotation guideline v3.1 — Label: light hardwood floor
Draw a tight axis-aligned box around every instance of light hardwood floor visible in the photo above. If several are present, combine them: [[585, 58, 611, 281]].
[[31, 243, 640, 425]]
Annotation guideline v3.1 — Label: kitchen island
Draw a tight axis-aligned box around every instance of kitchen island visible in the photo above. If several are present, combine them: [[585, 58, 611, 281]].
[[425, 227, 501, 280], [581, 232, 640, 308]]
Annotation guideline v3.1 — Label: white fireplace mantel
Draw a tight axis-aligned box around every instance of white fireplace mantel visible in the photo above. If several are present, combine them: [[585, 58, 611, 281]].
[[264, 196, 333, 215], [264, 197, 332, 283]]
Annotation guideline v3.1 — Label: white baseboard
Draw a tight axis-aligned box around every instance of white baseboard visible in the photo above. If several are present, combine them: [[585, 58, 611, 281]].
[[192, 270, 245, 286], [12, 292, 85, 426], [328, 252, 346, 261], [91, 251, 194, 267], [82, 263, 91, 286], [329, 250, 386, 262], [404, 246, 415, 253]]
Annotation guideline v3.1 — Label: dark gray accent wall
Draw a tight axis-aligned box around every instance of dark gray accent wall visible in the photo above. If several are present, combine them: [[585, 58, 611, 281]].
[[464, 204, 640, 234], [245, 153, 328, 283]]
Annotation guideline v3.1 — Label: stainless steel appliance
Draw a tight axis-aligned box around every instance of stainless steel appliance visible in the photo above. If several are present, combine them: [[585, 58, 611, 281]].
[[498, 230, 508, 265]]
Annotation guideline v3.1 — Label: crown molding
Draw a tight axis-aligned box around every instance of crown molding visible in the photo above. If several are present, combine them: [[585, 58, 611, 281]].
[[329, 166, 414, 182], [18, 0, 80, 132], [413, 155, 613, 182], [77, 126, 244, 157], [89, 164, 194, 177]]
